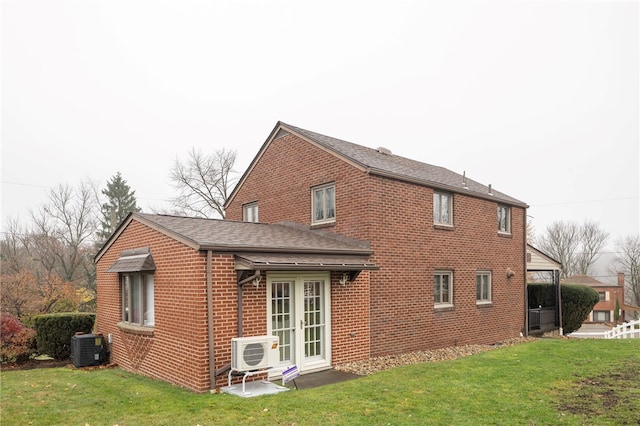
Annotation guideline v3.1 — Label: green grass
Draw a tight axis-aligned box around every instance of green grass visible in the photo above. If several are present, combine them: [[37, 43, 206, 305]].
[[2, 339, 639, 425]]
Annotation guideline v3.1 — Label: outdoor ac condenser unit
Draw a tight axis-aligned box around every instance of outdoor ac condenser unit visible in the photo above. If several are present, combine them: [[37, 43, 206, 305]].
[[71, 334, 107, 368], [231, 335, 279, 371]]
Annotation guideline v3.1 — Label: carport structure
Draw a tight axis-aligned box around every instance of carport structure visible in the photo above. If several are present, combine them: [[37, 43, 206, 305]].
[[526, 245, 562, 335]]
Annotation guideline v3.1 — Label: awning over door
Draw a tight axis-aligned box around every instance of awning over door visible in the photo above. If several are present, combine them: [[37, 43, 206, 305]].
[[106, 247, 156, 273], [235, 253, 378, 271]]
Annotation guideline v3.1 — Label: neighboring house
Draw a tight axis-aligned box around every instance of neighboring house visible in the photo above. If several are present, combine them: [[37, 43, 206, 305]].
[[96, 121, 529, 393], [561, 274, 625, 323], [526, 244, 562, 335]]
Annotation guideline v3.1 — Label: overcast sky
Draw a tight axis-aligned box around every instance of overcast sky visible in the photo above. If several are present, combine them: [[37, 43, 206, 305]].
[[2, 1, 639, 257]]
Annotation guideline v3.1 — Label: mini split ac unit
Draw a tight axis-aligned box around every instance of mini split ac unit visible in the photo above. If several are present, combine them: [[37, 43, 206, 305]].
[[231, 335, 280, 372]]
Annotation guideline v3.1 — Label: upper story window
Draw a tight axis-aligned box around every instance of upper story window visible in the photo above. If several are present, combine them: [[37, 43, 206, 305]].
[[497, 204, 511, 234], [434, 191, 452, 226], [598, 291, 607, 302], [434, 270, 453, 307], [243, 202, 259, 223], [476, 271, 492, 303], [312, 183, 335, 225], [122, 273, 154, 327]]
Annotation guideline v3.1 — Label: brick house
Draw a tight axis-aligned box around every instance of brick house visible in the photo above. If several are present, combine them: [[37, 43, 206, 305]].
[[95, 215, 378, 392], [96, 121, 528, 393], [562, 274, 626, 323]]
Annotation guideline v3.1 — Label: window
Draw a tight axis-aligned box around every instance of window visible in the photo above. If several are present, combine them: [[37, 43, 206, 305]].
[[498, 205, 511, 233], [312, 183, 335, 225], [243, 202, 259, 223], [122, 273, 154, 327], [434, 271, 453, 306], [593, 311, 610, 322], [433, 192, 452, 225], [476, 271, 492, 303], [598, 291, 607, 302]]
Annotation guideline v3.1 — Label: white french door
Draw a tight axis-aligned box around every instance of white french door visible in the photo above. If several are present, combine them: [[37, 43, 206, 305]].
[[267, 272, 331, 372]]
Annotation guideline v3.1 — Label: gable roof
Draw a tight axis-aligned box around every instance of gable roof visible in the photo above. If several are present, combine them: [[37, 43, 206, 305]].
[[526, 244, 562, 271], [95, 212, 374, 263], [226, 121, 527, 208], [561, 274, 621, 287]]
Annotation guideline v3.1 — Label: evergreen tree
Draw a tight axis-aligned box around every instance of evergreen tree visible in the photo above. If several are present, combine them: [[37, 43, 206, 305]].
[[98, 172, 141, 242]]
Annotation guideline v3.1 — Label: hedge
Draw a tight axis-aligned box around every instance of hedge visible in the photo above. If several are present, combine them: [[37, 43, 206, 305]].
[[528, 283, 599, 334], [561, 284, 600, 334], [33, 313, 95, 360], [528, 283, 557, 309]]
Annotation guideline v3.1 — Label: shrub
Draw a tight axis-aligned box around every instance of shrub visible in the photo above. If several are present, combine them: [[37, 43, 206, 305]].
[[527, 283, 557, 308], [561, 284, 600, 334], [33, 313, 95, 360], [1, 313, 37, 364]]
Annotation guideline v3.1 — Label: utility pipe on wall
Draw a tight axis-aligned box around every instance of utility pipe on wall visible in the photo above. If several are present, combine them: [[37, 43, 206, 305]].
[[206, 250, 215, 391]]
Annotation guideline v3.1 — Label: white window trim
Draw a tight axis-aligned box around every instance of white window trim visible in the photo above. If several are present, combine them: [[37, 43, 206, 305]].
[[243, 201, 259, 223], [433, 191, 453, 226], [476, 271, 492, 305], [311, 183, 336, 225], [434, 270, 454, 308], [121, 273, 154, 328], [498, 204, 511, 234]]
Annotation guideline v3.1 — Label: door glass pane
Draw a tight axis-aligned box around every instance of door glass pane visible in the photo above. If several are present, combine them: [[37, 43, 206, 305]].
[[303, 281, 323, 358], [271, 281, 294, 362]]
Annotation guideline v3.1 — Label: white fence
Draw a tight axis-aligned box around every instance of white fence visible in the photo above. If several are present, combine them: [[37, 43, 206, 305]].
[[604, 319, 640, 339]]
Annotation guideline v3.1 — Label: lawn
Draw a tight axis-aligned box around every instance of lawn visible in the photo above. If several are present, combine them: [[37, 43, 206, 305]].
[[2, 339, 639, 425]]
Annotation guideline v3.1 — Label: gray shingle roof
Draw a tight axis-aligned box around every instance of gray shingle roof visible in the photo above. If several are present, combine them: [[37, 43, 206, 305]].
[[280, 122, 526, 207], [561, 274, 620, 287], [133, 213, 372, 254], [235, 253, 378, 271]]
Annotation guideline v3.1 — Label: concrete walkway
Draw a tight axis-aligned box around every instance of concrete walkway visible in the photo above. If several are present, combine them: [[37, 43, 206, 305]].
[[568, 323, 612, 338]]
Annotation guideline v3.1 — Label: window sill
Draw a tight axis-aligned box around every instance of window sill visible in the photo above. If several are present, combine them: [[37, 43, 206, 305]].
[[433, 224, 455, 231], [434, 304, 455, 312], [476, 301, 493, 308], [498, 232, 512, 238], [311, 221, 335, 230], [117, 321, 155, 336]]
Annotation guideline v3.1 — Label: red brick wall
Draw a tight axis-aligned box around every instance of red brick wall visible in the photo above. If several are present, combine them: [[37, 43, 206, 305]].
[[97, 221, 266, 392], [97, 218, 372, 391], [330, 270, 371, 364], [227, 132, 527, 358], [97, 221, 210, 392], [588, 286, 625, 322]]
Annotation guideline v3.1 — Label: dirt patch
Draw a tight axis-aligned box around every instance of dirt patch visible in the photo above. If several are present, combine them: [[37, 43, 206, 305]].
[[557, 361, 640, 424]]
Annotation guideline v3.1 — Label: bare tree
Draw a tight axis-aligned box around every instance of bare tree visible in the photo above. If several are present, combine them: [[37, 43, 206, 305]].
[[537, 221, 580, 278], [170, 148, 237, 218], [30, 181, 99, 286], [0, 217, 30, 275], [613, 235, 640, 306], [575, 220, 609, 275]]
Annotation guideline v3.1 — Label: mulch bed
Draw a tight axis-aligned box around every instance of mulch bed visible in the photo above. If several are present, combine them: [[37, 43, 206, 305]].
[[2, 358, 71, 371]]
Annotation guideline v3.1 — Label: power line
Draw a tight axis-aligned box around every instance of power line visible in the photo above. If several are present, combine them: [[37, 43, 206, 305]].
[[1, 180, 51, 189], [531, 196, 638, 207]]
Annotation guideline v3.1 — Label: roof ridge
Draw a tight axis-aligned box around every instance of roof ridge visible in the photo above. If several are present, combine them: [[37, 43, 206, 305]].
[[280, 122, 527, 207]]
